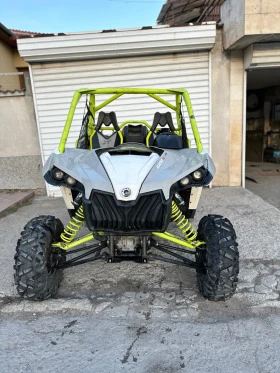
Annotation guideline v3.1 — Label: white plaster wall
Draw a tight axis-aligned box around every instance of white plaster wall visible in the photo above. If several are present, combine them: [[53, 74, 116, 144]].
[[0, 72, 41, 157]]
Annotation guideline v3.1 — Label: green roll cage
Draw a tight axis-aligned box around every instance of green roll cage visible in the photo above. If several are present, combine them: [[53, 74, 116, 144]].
[[53, 87, 206, 251], [58, 87, 203, 154]]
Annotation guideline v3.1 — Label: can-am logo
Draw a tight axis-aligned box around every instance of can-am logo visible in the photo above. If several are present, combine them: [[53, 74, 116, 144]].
[[156, 156, 166, 169], [121, 187, 131, 197]]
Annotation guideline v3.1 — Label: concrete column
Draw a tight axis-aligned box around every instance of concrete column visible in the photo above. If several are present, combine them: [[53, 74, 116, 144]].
[[229, 50, 244, 186], [211, 29, 231, 186], [211, 29, 244, 187]]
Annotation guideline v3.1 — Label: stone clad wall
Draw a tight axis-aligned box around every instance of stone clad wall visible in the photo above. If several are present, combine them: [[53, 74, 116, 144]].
[[211, 29, 244, 187], [221, 0, 280, 50]]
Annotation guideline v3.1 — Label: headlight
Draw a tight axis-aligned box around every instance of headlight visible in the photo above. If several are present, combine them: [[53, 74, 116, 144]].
[[192, 169, 203, 181], [52, 168, 64, 180], [66, 176, 77, 186], [180, 176, 190, 186]]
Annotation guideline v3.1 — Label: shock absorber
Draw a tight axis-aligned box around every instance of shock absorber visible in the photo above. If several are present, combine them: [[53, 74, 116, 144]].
[[60, 205, 85, 243], [171, 200, 197, 241]]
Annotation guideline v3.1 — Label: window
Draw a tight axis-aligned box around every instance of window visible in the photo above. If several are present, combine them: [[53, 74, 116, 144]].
[[0, 72, 25, 96], [272, 102, 280, 121]]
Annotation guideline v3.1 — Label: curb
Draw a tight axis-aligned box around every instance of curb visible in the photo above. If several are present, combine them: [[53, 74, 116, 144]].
[[0, 191, 35, 218]]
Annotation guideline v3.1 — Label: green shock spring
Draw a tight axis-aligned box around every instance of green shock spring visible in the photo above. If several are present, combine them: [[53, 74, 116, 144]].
[[60, 205, 85, 243], [171, 200, 197, 241]]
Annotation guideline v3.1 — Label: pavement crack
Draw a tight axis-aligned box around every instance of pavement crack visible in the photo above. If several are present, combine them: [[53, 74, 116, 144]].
[[64, 320, 77, 329], [34, 330, 56, 335], [179, 350, 185, 369], [158, 275, 165, 288], [120, 326, 147, 364], [149, 294, 156, 305], [253, 348, 262, 373]]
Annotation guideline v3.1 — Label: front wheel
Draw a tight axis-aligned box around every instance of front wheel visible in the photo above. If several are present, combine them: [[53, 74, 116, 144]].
[[14, 215, 65, 301], [195, 215, 239, 301]]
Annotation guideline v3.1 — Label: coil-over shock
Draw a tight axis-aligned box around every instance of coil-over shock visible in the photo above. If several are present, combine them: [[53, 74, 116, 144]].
[[60, 205, 85, 243], [171, 200, 197, 241]]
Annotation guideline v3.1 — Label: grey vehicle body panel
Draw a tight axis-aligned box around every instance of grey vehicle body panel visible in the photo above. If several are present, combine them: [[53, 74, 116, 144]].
[[99, 152, 160, 201], [140, 148, 215, 199], [43, 147, 215, 200], [43, 148, 114, 198]]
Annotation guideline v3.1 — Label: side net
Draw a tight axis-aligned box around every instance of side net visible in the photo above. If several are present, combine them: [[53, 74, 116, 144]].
[[76, 99, 93, 149]]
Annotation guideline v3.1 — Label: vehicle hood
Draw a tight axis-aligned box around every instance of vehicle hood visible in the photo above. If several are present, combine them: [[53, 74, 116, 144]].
[[43, 147, 215, 200]]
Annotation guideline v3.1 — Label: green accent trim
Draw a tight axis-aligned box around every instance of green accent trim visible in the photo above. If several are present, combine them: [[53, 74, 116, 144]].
[[77, 88, 186, 95], [152, 231, 203, 249], [148, 94, 177, 111], [99, 127, 114, 131], [182, 91, 203, 153], [94, 93, 123, 112], [146, 131, 153, 147], [176, 94, 182, 135], [59, 91, 82, 153], [52, 229, 204, 252], [119, 120, 151, 129], [58, 88, 203, 154], [89, 129, 96, 149], [88, 94, 95, 136], [52, 233, 95, 250], [118, 130, 123, 144]]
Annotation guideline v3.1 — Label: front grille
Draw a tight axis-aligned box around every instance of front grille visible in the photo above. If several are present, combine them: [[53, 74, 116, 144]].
[[83, 191, 171, 233]]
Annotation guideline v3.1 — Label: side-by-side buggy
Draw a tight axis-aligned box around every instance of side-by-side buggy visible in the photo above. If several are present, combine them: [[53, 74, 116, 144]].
[[14, 88, 239, 301]]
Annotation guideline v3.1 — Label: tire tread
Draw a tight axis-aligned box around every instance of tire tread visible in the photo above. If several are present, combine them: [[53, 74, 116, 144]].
[[14, 216, 65, 301], [196, 214, 239, 301]]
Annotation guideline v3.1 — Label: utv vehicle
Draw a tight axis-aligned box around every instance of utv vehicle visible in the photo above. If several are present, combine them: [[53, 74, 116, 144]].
[[14, 88, 239, 301]]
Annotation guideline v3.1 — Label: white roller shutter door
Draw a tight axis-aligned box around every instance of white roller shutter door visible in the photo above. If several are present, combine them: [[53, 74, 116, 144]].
[[30, 52, 210, 196], [245, 43, 280, 70]]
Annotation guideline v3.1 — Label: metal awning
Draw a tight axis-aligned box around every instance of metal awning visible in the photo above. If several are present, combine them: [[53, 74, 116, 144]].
[[245, 43, 280, 70], [17, 24, 216, 63]]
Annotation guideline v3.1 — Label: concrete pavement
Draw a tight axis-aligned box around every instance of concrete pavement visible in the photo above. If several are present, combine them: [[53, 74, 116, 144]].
[[0, 187, 280, 372], [1, 187, 280, 311], [1, 314, 280, 373]]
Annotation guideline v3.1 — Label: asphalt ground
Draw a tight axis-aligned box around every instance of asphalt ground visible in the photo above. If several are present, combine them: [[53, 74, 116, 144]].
[[1, 187, 280, 372]]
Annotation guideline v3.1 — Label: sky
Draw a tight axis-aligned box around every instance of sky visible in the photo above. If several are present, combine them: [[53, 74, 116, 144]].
[[1, 0, 166, 34]]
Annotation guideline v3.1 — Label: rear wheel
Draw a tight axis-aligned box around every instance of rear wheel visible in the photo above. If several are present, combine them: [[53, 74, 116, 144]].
[[196, 215, 239, 301], [14, 216, 65, 301]]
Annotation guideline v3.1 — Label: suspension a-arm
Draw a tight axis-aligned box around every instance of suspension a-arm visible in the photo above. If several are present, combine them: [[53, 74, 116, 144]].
[[58, 241, 108, 269], [51, 200, 204, 269], [149, 238, 200, 269]]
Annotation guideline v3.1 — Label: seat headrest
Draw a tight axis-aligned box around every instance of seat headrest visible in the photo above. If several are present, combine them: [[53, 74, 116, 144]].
[[151, 112, 175, 132], [96, 111, 119, 131]]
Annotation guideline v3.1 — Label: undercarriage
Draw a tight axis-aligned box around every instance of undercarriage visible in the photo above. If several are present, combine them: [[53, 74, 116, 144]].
[[52, 198, 204, 270], [56, 233, 201, 270]]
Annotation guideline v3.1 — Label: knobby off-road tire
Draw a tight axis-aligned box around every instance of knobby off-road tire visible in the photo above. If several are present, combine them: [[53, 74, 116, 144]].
[[23, 215, 64, 242], [14, 215, 65, 301], [196, 214, 239, 301]]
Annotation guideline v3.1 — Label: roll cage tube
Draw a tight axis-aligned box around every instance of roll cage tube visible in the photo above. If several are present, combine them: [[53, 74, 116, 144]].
[[58, 88, 203, 154]]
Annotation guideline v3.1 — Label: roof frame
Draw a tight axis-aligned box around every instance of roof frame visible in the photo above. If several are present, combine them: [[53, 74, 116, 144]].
[[58, 87, 203, 154]]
